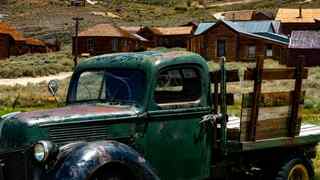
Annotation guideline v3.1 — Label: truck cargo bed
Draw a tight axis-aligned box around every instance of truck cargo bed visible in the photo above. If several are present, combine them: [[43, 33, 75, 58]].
[[227, 117, 320, 152]]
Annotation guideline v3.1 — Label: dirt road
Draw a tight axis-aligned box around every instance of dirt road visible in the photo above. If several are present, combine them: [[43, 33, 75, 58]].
[[0, 72, 72, 86]]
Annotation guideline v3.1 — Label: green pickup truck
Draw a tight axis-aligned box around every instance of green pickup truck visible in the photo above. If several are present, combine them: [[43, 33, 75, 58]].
[[0, 51, 319, 180]]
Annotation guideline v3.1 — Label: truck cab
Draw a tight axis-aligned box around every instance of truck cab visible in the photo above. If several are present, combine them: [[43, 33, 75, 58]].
[[0, 51, 213, 180], [0, 51, 319, 180]]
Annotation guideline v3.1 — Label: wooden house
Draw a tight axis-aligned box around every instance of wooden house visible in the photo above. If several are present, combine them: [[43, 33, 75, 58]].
[[0, 22, 25, 59], [137, 26, 193, 48], [73, 24, 149, 56], [25, 37, 47, 53], [222, 10, 274, 21], [275, 8, 320, 35], [287, 31, 320, 67], [189, 20, 289, 62]]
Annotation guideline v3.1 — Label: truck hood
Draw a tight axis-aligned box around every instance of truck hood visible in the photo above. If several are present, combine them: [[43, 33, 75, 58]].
[[0, 104, 141, 151], [10, 104, 141, 126]]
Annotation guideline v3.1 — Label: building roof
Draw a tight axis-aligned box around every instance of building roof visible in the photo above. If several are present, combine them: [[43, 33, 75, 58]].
[[149, 26, 193, 36], [79, 24, 138, 39], [0, 22, 25, 41], [120, 26, 142, 34], [194, 20, 289, 45], [195, 20, 280, 35], [231, 21, 275, 33], [223, 10, 255, 21], [289, 31, 320, 49], [194, 22, 216, 35], [25, 37, 46, 46], [276, 8, 320, 23]]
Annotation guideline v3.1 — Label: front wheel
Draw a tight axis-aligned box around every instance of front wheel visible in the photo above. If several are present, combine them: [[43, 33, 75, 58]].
[[91, 164, 134, 180], [275, 157, 314, 180]]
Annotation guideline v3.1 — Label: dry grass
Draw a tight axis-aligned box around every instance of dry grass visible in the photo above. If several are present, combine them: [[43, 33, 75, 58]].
[[0, 46, 74, 78]]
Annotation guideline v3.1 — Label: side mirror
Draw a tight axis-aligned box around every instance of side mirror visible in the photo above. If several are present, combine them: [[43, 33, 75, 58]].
[[48, 80, 59, 97]]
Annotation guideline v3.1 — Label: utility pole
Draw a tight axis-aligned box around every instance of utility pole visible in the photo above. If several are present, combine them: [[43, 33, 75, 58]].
[[72, 17, 83, 68]]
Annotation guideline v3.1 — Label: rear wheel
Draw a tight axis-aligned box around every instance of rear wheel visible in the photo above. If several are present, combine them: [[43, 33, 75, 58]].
[[275, 157, 314, 180]]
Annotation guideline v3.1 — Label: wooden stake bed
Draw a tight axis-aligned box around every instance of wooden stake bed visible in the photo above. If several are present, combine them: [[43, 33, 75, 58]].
[[211, 56, 318, 153], [226, 117, 320, 152]]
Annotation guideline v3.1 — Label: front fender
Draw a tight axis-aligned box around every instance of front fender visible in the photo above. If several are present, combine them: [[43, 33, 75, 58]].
[[47, 141, 159, 180]]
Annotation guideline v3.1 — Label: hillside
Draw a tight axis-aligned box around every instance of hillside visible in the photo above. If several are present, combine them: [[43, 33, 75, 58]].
[[1, 0, 318, 44]]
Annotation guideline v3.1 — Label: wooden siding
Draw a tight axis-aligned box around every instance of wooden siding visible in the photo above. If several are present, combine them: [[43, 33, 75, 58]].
[[287, 48, 320, 67], [0, 34, 10, 59], [189, 22, 288, 62], [73, 37, 144, 56], [280, 22, 320, 35]]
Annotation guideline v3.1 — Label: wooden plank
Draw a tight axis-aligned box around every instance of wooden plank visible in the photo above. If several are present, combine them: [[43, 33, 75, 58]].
[[241, 133, 320, 152], [289, 56, 304, 137], [244, 68, 308, 80], [210, 69, 240, 83], [241, 117, 291, 141], [212, 93, 235, 106], [247, 56, 264, 141], [242, 91, 305, 108], [241, 106, 303, 122]]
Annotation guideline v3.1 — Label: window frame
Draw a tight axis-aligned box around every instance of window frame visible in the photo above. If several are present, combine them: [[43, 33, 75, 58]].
[[217, 39, 226, 57], [112, 38, 119, 52], [266, 44, 273, 57], [87, 38, 96, 52], [154, 65, 203, 108], [247, 45, 256, 58]]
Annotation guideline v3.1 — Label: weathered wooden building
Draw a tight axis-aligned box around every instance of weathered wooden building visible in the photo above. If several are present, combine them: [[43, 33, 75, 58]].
[[73, 24, 149, 56], [189, 20, 289, 62], [287, 31, 320, 67], [25, 37, 47, 53], [222, 10, 274, 21], [137, 26, 193, 48], [0, 22, 25, 59], [275, 8, 320, 35]]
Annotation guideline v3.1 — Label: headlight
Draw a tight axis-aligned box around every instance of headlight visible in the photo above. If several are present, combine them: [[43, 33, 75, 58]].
[[34, 141, 54, 162]]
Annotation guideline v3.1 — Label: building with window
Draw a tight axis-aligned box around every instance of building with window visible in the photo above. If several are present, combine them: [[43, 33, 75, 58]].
[[73, 24, 149, 56], [189, 20, 289, 62], [0, 22, 25, 59], [137, 26, 194, 48]]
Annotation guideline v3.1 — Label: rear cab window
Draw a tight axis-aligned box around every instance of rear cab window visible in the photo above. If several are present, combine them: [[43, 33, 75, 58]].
[[154, 67, 202, 108]]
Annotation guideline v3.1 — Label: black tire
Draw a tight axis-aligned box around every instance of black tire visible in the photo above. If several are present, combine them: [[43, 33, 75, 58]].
[[91, 164, 134, 180], [275, 156, 314, 180]]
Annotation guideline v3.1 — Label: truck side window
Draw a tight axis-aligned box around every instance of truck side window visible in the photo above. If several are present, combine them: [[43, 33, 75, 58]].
[[155, 68, 201, 104]]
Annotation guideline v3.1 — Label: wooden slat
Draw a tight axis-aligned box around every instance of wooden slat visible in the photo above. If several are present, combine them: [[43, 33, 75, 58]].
[[247, 56, 264, 141], [289, 56, 305, 137], [212, 93, 235, 106], [241, 106, 303, 122], [210, 69, 240, 83], [244, 68, 308, 80], [242, 91, 305, 108], [241, 117, 294, 140]]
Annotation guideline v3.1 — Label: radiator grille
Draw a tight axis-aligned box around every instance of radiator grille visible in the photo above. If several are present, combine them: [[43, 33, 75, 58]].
[[45, 122, 135, 144]]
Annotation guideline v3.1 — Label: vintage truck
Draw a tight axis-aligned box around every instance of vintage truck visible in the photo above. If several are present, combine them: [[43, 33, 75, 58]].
[[0, 51, 319, 180]]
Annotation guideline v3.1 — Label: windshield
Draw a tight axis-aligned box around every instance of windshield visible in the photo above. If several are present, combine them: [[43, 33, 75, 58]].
[[75, 69, 146, 105]]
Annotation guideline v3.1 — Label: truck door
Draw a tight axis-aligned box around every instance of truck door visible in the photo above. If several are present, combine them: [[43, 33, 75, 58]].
[[141, 65, 212, 180]]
